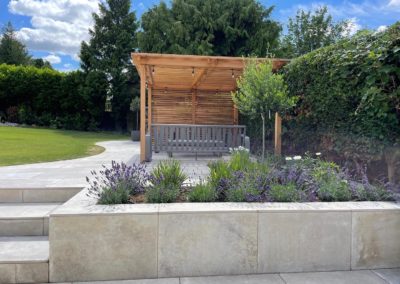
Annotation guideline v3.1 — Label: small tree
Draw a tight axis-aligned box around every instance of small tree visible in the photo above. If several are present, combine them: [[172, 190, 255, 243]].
[[232, 60, 296, 161], [0, 22, 31, 65]]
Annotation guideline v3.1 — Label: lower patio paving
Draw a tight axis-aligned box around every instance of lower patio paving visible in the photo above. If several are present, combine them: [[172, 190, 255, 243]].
[[58, 269, 400, 284], [0, 140, 222, 188]]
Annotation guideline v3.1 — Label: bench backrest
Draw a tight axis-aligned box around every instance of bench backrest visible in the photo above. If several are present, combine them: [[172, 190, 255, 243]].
[[152, 124, 246, 153]]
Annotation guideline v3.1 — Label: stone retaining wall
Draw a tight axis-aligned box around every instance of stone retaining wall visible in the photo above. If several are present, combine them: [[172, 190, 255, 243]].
[[49, 189, 400, 282]]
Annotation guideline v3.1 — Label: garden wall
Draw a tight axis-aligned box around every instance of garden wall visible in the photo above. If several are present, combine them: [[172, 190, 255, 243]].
[[49, 189, 400, 282]]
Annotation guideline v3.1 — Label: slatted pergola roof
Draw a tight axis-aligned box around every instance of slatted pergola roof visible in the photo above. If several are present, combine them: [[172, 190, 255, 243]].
[[131, 53, 289, 162]]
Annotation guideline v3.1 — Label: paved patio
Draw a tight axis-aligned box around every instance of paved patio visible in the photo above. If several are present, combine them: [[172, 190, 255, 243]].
[[0, 140, 224, 188], [48, 269, 400, 283]]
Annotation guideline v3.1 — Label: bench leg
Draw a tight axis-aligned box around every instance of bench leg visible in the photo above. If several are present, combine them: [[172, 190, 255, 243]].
[[168, 152, 173, 158], [195, 152, 198, 160]]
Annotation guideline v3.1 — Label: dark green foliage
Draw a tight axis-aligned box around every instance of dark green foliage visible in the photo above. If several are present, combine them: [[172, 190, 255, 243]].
[[283, 22, 400, 170], [138, 0, 281, 56], [188, 182, 216, 202], [80, 0, 139, 131], [269, 183, 300, 202], [0, 22, 31, 66], [30, 58, 53, 69], [0, 64, 105, 130]]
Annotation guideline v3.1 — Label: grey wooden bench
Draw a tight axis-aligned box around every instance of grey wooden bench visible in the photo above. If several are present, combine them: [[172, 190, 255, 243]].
[[152, 124, 249, 158]]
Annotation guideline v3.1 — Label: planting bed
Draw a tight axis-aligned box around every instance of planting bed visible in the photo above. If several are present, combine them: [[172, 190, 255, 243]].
[[49, 188, 400, 282]]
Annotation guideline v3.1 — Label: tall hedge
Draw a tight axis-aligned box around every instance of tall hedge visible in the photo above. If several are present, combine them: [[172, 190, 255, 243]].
[[284, 22, 399, 142], [0, 64, 107, 130], [283, 23, 400, 180]]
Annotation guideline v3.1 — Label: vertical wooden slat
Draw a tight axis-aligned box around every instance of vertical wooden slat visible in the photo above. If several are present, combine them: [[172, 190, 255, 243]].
[[233, 105, 238, 125], [275, 112, 282, 156], [140, 67, 146, 162], [192, 90, 196, 124], [148, 87, 152, 133]]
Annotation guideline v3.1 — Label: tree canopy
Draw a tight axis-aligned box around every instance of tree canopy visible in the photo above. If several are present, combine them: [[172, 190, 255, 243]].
[[80, 0, 139, 130], [0, 22, 31, 66], [232, 60, 296, 160], [279, 6, 350, 57], [138, 0, 281, 57]]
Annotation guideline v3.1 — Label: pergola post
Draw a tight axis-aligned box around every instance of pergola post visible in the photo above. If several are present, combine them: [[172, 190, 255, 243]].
[[140, 67, 146, 163], [148, 86, 152, 133], [274, 112, 282, 156]]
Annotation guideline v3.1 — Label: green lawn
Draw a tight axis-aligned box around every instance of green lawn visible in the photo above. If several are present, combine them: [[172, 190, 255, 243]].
[[0, 126, 129, 166]]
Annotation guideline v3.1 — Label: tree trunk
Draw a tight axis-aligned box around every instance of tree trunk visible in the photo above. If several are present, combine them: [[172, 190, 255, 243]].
[[261, 113, 265, 162]]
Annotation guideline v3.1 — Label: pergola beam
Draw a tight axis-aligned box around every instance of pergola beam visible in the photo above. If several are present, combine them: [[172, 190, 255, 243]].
[[132, 53, 289, 70]]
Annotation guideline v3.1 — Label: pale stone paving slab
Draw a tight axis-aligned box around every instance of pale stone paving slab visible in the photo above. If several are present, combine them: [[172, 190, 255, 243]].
[[180, 274, 285, 284], [280, 270, 388, 284], [0, 236, 48, 263], [373, 268, 400, 284], [68, 270, 400, 284], [0, 203, 60, 218], [0, 141, 218, 188]]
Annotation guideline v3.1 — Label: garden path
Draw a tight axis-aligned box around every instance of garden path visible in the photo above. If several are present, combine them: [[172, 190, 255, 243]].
[[0, 141, 217, 188]]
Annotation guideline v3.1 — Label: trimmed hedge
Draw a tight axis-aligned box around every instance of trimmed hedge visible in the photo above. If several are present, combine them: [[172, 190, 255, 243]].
[[282, 23, 400, 171], [0, 64, 108, 130], [284, 23, 400, 143]]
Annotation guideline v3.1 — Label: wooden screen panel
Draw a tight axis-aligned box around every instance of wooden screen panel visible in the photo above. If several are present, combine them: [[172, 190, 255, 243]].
[[195, 92, 235, 125], [152, 90, 192, 124]]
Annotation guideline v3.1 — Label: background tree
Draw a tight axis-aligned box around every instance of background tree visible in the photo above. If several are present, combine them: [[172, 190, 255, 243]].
[[80, 0, 139, 131], [139, 0, 281, 56], [0, 22, 31, 65], [232, 60, 297, 161], [31, 58, 53, 69], [279, 6, 350, 57]]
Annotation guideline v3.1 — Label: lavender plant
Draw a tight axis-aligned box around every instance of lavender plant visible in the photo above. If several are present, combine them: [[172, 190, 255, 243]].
[[86, 161, 149, 204]]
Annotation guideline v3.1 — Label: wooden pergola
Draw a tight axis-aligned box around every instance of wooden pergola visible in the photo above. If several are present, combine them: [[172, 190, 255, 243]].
[[131, 53, 289, 162]]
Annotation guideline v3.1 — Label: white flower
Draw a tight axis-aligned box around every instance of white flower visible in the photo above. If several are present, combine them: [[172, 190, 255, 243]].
[[293, 156, 302, 160], [285, 157, 293, 161], [316, 152, 321, 156]]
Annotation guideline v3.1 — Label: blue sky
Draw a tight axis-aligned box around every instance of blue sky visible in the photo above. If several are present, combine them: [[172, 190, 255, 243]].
[[0, 0, 399, 71]]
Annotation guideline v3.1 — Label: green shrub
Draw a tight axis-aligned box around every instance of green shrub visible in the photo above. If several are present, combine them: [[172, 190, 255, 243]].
[[208, 160, 231, 187], [151, 159, 186, 189], [145, 183, 179, 203], [269, 183, 300, 202], [188, 182, 216, 202], [229, 148, 253, 171], [146, 160, 186, 203], [353, 183, 394, 201], [98, 181, 130, 205], [317, 178, 352, 201]]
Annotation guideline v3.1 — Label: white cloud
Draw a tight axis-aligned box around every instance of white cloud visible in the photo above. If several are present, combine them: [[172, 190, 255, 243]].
[[345, 18, 362, 36], [8, 0, 100, 61], [43, 54, 61, 64], [388, 0, 400, 7], [377, 25, 388, 32]]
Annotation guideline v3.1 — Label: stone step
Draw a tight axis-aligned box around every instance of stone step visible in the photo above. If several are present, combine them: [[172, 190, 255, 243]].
[[0, 187, 82, 203], [0, 236, 49, 284], [0, 203, 60, 236]]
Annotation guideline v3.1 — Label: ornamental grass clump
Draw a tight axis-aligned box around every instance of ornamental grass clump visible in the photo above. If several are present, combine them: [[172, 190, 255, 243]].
[[87, 161, 149, 204], [145, 160, 187, 203], [188, 182, 217, 202]]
